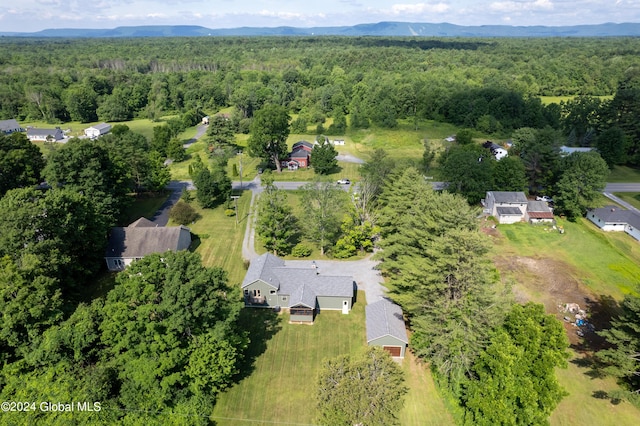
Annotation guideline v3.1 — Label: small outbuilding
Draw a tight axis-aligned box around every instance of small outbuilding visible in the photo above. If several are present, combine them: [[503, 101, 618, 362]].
[[525, 200, 555, 223], [84, 123, 111, 138], [366, 298, 409, 359]]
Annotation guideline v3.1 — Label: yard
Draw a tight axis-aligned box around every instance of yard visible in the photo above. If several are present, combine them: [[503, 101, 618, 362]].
[[210, 292, 452, 425], [489, 219, 640, 425]]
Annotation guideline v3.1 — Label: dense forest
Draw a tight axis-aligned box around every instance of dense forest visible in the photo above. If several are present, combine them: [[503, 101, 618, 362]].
[[2, 36, 640, 424]]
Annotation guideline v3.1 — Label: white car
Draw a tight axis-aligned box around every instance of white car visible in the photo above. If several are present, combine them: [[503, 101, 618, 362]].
[[536, 195, 553, 203], [337, 179, 351, 185]]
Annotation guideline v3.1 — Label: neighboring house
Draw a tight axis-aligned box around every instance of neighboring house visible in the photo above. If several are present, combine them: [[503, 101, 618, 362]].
[[84, 123, 111, 138], [201, 116, 210, 125], [484, 191, 528, 224], [366, 298, 409, 359], [525, 200, 555, 223], [587, 206, 640, 241], [483, 141, 508, 160], [560, 145, 594, 156], [0, 119, 22, 134], [104, 217, 192, 271], [26, 127, 64, 142], [242, 253, 355, 323], [281, 140, 313, 170]]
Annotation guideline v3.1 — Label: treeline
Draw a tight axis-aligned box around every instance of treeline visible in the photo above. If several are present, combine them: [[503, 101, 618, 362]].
[[1, 36, 639, 132], [0, 127, 244, 423]]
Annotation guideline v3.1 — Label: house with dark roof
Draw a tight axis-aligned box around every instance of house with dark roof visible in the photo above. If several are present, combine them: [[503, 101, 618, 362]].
[[366, 298, 409, 359], [104, 217, 192, 271], [242, 253, 355, 323], [84, 123, 111, 138], [587, 206, 640, 241], [484, 191, 528, 224], [0, 119, 22, 134], [281, 140, 313, 170], [26, 127, 65, 142], [525, 200, 555, 223]]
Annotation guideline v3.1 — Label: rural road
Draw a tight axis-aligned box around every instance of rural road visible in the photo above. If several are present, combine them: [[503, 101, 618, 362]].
[[604, 183, 640, 192]]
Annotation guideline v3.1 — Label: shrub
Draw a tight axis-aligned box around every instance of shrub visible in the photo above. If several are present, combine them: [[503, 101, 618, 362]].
[[291, 243, 312, 258], [225, 209, 236, 217], [169, 200, 198, 225]]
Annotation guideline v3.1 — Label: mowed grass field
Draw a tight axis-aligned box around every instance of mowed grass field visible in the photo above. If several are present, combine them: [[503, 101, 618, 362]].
[[211, 292, 453, 426], [492, 219, 640, 425]]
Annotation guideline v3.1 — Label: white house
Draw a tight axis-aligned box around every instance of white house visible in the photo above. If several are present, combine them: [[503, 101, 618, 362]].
[[0, 119, 22, 134], [484, 191, 528, 224], [587, 206, 640, 242], [104, 217, 192, 271], [84, 123, 111, 138], [26, 127, 64, 142]]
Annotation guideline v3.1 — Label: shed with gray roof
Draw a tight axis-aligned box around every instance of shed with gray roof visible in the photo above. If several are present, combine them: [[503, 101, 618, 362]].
[[104, 218, 191, 271], [366, 298, 408, 358], [242, 253, 355, 323]]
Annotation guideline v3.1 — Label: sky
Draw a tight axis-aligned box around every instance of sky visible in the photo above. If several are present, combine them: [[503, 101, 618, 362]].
[[1, 0, 639, 33]]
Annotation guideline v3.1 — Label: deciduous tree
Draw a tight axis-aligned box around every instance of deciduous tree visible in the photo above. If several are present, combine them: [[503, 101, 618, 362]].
[[256, 175, 298, 256], [248, 104, 290, 172], [317, 347, 407, 426], [301, 180, 344, 255]]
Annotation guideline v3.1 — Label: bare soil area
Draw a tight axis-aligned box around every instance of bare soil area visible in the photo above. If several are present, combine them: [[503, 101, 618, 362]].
[[494, 255, 613, 350]]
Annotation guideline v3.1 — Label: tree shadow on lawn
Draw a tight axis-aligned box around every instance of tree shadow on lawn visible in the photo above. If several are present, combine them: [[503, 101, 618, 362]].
[[569, 294, 621, 380], [233, 308, 283, 383]]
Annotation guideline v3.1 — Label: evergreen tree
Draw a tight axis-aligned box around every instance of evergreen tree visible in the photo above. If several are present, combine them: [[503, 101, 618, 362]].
[[311, 138, 338, 175]]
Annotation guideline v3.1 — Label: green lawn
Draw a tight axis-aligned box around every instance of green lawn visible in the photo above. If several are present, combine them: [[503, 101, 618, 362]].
[[613, 192, 640, 210], [493, 219, 640, 425], [211, 292, 451, 426], [170, 191, 252, 285], [495, 219, 640, 299], [211, 293, 368, 425], [608, 165, 640, 183]]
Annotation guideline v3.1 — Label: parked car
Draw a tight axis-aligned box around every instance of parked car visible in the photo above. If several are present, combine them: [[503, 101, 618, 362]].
[[337, 178, 351, 185], [536, 195, 553, 203]]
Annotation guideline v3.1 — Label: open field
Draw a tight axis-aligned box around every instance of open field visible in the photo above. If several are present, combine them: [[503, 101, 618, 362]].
[[211, 292, 452, 426], [489, 219, 640, 425], [169, 191, 252, 285]]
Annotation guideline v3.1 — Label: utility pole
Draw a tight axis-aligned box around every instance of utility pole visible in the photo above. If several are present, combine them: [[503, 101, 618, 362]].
[[231, 195, 240, 226], [238, 150, 243, 189]]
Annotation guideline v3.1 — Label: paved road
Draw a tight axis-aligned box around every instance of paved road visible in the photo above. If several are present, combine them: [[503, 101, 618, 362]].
[[603, 192, 640, 214], [604, 183, 640, 192], [183, 124, 208, 148]]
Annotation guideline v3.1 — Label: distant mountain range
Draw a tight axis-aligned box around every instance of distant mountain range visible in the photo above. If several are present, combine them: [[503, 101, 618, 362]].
[[2, 22, 640, 38]]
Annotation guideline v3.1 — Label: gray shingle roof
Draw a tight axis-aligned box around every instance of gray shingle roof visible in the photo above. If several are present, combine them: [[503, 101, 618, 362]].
[[292, 140, 313, 150], [242, 252, 284, 288], [366, 298, 408, 344], [527, 200, 552, 213], [591, 206, 640, 229], [490, 191, 528, 203], [128, 217, 157, 228], [91, 123, 111, 131], [0, 119, 21, 132], [105, 225, 190, 258], [242, 253, 354, 308], [27, 127, 63, 138]]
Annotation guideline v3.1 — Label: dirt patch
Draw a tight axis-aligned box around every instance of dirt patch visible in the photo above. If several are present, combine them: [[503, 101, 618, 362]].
[[495, 255, 612, 351]]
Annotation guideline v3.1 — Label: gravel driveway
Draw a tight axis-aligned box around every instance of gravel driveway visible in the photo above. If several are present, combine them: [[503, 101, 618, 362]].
[[286, 256, 388, 304]]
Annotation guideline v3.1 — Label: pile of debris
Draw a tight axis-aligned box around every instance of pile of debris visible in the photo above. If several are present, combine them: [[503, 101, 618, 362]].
[[560, 303, 595, 337]]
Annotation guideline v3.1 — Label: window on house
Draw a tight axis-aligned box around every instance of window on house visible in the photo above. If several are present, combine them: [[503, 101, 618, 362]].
[[270, 290, 276, 295], [253, 289, 261, 297], [244, 289, 249, 296]]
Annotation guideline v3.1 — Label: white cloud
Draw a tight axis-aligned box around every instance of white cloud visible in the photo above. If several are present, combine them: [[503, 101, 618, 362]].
[[391, 3, 450, 14], [490, 0, 554, 13]]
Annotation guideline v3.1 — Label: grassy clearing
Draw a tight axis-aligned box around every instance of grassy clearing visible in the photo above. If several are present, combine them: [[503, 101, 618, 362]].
[[612, 192, 640, 210], [492, 219, 640, 425], [170, 191, 252, 285], [494, 219, 640, 299], [607, 165, 640, 183], [211, 292, 368, 425], [540, 95, 613, 105], [551, 354, 640, 426]]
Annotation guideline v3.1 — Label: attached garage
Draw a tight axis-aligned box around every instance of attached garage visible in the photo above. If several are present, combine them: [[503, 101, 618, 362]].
[[366, 299, 409, 359]]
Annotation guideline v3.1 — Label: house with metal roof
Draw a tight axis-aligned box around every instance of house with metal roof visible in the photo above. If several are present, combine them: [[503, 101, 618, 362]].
[[587, 206, 640, 241], [525, 200, 555, 223], [104, 217, 191, 271], [366, 298, 409, 359], [84, 122, 111, 138], [281, 140, 313, 170], [242, 253, 355, 323], [0, 119, 22, 134]]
